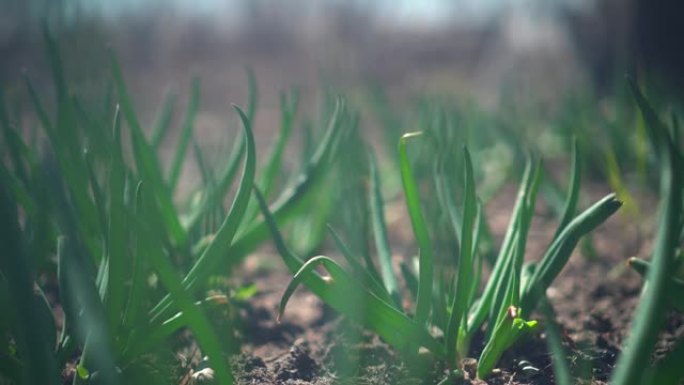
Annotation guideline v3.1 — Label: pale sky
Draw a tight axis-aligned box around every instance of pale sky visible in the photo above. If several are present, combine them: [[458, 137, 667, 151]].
[[74, 0, 505, 26]]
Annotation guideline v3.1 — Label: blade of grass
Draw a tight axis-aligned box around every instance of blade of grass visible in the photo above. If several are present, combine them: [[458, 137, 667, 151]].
[[58, 237, 120, 385], [552, 139, 581, 241], [0, 135, 35, 215], [0, 92, 29, 187], [611, 81, 683, 385], [36, 33, 105, 258], [192, 135, 216, 188], [446, 147, 477, 363], [150, 105, 256, 321], [369, 150, 401, 307], [604, 143, 639, 217], [399, 131, 434, 326], [135, 185, 234, 385], [468, 159, 535, 331], [185, 128, 244, 233], [126, 295, 235, 358], [242, 90, 297, 224], [168, 77, 200, 191], [43, 152, 119, 385], [110, 51, 187, 248], [276, 254, 443, 355], [255, 188, 444, 356], [400, 260, 419, 302], [327, 225, 397, 307], [105, 105, 129, 335], [522, 193, 622, 315], [151, 91, 177, 149], [214, 98, 346, 268], [179, 105, 255, 288], [260, 89, 299, 199], [627, 257, 684, 311], [540, 300, 573, 385], [611, 171, 679, 385], [477, 306, 537, 379], [468, 200, 484, 307], [490, 160, 542, 328], [121, 180, 148, 340]]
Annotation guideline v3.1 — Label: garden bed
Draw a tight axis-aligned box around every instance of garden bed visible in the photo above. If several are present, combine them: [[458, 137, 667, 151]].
[[217, 185, 680, 385]]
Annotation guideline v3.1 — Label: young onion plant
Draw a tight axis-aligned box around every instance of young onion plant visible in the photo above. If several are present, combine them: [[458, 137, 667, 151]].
[[258, 128, 621, 379], [610, 80, 683, 385], [538, 79, 684, 385], [0, 29, 348, 385]]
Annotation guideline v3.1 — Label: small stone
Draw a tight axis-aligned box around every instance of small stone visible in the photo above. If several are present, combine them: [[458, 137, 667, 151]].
[[191, 367, 215, 384]]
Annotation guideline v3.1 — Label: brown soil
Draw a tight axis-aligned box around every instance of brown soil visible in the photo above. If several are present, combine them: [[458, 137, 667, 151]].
[[218, 183, 683, 385]]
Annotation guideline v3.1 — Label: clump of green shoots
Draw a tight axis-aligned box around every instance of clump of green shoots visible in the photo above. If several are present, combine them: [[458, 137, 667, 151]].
[[0, 29, 347, 385], [259, 125, 621, 379]]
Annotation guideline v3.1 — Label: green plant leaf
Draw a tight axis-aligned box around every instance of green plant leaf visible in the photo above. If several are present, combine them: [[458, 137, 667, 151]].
[[110, 51, 187, 248], [540, 300, 573, 385], [477, 306, 537, 379], [256, 189, 444, 357], [134, 185, 234, 385], [446, 147, 478, 363], [105, 105, 129, 335], [151, 91, 177, 149], [522, 193, 622, 315], [611, 81, 683, 385], [169, 77, 201, 191], [468, 159, 536, 332], [552, 139, 581, 241], [369, 150, 401, 307], [150, 105, 256, 322], [327, 225, 397, 307], [213, 97, 347, 269], [399, 131, 434, 326]]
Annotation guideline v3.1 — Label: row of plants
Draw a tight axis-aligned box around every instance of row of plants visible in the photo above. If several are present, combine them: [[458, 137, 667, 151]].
[[267, 115, 621, 381], [1, 31, 683, 385]]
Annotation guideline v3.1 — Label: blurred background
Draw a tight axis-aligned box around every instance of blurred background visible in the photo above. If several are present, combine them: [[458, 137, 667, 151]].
[[1, 0, 682, 139]]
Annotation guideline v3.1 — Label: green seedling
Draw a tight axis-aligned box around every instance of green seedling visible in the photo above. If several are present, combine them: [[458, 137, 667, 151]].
[[262, 129, 621, 379], [476, 306, 538, 379]]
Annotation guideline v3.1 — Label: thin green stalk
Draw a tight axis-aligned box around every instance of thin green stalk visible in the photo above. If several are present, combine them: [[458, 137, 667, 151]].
[[446, 148, 477, 364], [327, 225, 397, 307], [150, 105, 255, 322], [611, 80, 683, 385], [169, 77, 201, 191], [399, 132, 435, 326], [521, 194, 622, 314], [255, 188, 444, 357], [468, 160, 536, 331], [105, 105, 128, 334], [552, 139, 581, 241], [151, 91, 177, 148], [136, 187, 233, 385], [540, 300, 572, 385], [110, 51, 186, 248], [369, 150, 401, 307]]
